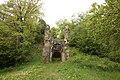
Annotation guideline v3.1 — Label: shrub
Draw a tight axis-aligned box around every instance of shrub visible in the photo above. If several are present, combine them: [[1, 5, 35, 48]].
[[108, 50, 120, 63], [69, 47, 79, 56], [70, 53, 120, 71]]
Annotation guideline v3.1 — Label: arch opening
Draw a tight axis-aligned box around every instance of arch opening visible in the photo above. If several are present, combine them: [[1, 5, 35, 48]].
[[52, 52, 61, 61]]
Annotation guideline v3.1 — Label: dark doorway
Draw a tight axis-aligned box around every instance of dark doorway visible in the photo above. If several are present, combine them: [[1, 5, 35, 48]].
[[52, 52, 61, 61]]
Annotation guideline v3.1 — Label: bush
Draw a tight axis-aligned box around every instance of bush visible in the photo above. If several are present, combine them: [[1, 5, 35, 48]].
[[69, 37, 108, 57], [108, 50, 120, 63], [70, 53, 120, 71], [0, 53, 15, 69], [0, 43, 33, 69], [80, 38, 107, 56], [69, 47, 79, 56]]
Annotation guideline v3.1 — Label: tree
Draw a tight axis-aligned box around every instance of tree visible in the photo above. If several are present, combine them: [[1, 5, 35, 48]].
[[68, 0, 120, 62], [51, 27, 58, 39], [55, 19, 70, 39], [0, 0, 44, 68]]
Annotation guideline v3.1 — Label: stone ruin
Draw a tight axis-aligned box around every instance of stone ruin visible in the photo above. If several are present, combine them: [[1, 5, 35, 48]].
[[43, 24, 69, 62]]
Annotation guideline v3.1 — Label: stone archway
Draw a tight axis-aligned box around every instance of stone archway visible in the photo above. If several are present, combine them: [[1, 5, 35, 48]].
[[43, 24, 69, 62], [51, 41, 63, 61]]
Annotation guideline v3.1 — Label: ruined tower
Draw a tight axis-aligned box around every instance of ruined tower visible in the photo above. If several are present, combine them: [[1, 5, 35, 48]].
[[43, 24, 69, 62], [64, 24, 70, 60], [43, 24, 51, 63]]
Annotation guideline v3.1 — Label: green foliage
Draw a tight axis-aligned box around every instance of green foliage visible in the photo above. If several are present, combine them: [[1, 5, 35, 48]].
[[0, 52, 120, 80], [69, 47, 79, 56], [55, 19, 69, 39], [0, 0, 45, 69], [53, 0, 120, 63], [34, 19, 46, 44], [71, 54, 120, 71], [79, 38, 107, 56], [108, 50, 120, 63], [66, 0, 120, 62], [51, 27, 58, 39], [69, 48, 120, 71]]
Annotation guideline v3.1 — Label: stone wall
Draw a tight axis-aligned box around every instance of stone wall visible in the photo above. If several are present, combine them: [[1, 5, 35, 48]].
[[43, 24, 69, 62]]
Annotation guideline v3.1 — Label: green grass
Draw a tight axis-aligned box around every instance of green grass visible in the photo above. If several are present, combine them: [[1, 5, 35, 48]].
[[0, 53, 120, 80]]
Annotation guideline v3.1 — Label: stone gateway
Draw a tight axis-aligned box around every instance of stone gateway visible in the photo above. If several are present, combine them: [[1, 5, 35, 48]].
[[43, 24, 69, 62]]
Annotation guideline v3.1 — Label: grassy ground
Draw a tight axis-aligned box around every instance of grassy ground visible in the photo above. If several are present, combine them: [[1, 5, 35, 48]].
[[0, 54, 120, 80]]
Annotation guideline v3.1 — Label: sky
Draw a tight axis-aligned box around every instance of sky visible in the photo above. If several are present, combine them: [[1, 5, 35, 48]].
[[42, 0, 105, 27], [0, 0, 105, 27]]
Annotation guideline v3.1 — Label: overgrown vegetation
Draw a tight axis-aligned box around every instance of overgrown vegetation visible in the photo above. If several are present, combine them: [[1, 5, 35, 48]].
[[51, 0, 120, 63], [69, 48, 120, 71], [0, 48, 120, 80], [0, 0, 45, 69], [0, 1, 120, 80]]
